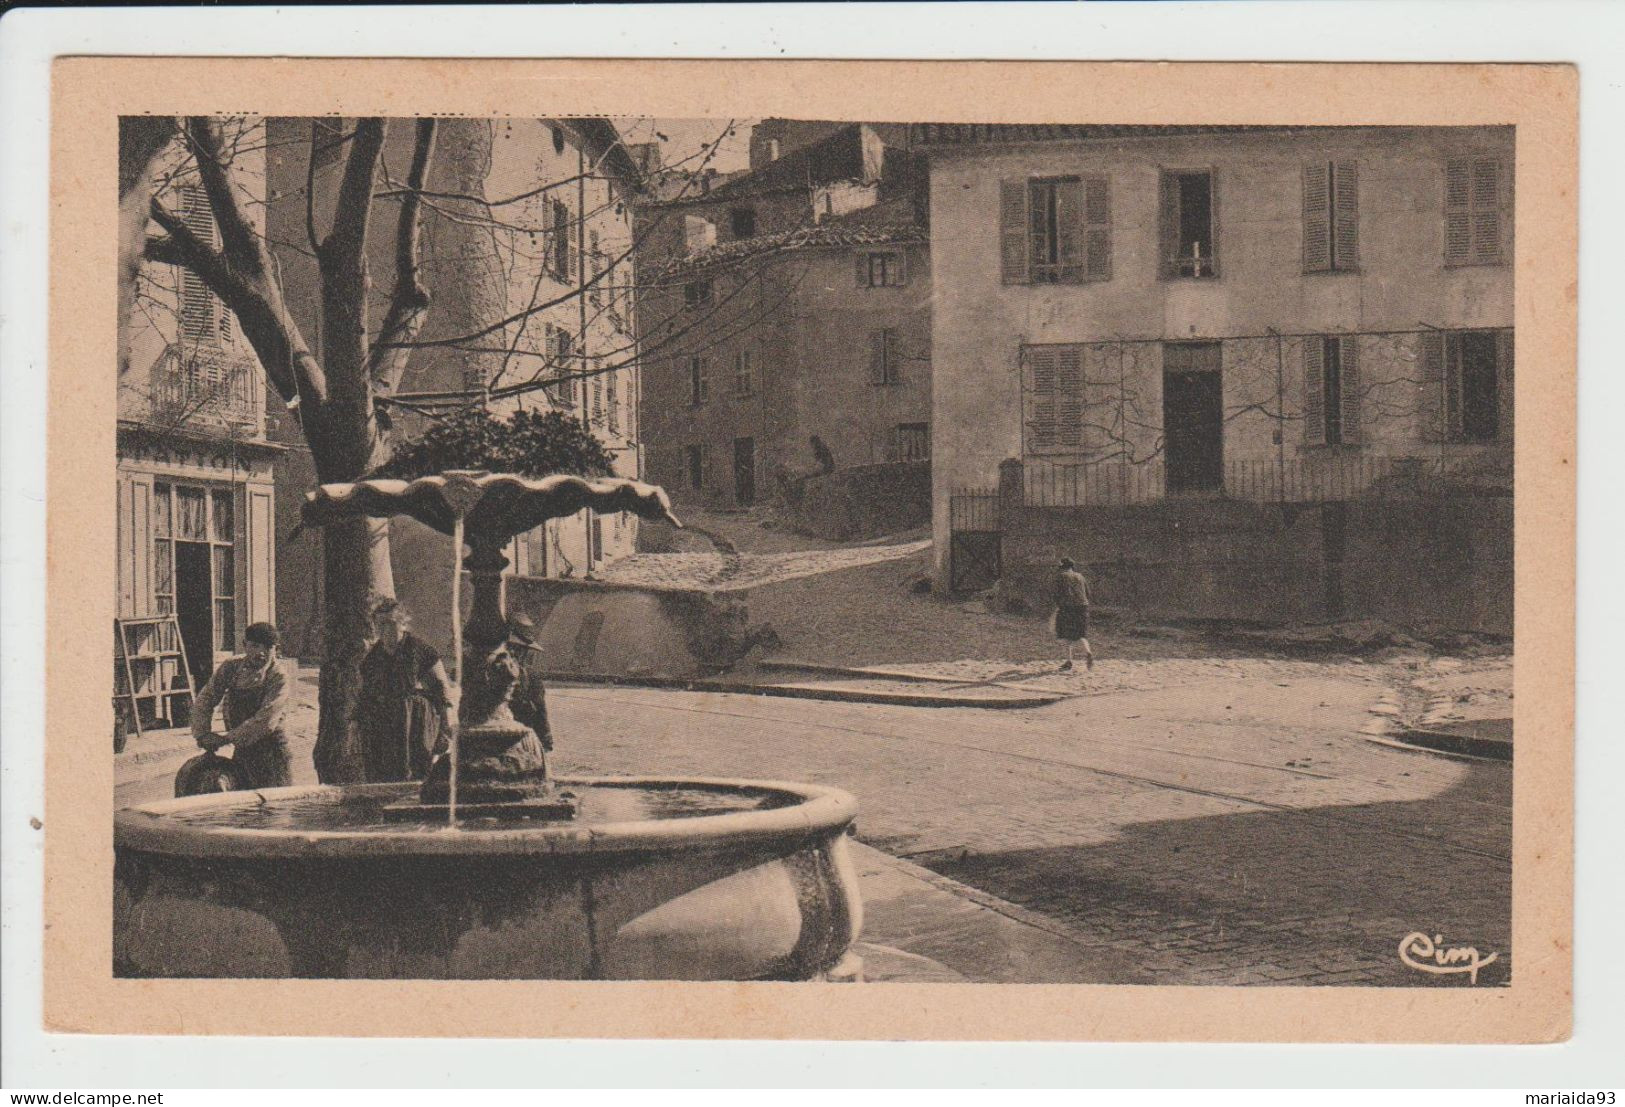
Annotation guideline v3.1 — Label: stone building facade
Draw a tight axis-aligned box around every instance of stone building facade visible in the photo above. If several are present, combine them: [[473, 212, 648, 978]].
[[264, 117, 644, 655], [116, 121, 280, 713], [917, 125, 1514, 628], [634, 124, 932, 532]]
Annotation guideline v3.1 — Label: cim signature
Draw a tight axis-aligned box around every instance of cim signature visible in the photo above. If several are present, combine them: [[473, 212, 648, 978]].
[[1398, 931, 1500, 984]]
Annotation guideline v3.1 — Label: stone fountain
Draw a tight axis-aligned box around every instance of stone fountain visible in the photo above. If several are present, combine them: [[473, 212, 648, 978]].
[[113, 472, 863, 981]]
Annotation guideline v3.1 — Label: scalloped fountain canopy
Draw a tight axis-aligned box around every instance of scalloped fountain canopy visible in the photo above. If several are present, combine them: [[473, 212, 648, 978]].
[[300, 469, 683, 542]]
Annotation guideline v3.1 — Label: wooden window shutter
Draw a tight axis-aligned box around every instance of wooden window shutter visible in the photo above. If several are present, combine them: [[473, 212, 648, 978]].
[[1303, 163, 1331, 272], [1026, 346, 1059, 452], [1083, 176, 1112, 281], [1000, 180, 1030, 285], [1444, 160, 1472, 265], [856, 252, 870, 288], [1338, 335, 1362, 445], [1157, 172, 1180, 278], [1056, 345, 1084, 449], [1471, 159, 1502, 264], [1054, 179, 1083, 282], [1333, 160, 1359, 270], [869, 329, 888, 385], [1303, 338, 1326, 446], [1497, 328, 1515, 442], [1417, 333, 1446, 441]]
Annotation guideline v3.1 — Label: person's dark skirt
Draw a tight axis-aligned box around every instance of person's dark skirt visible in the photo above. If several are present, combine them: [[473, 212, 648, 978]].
[[1055, 604, 1090, 642]]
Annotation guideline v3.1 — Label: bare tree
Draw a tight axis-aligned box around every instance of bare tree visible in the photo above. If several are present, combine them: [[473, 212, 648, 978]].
[[135, 114, 739, 776], [143, 116, 435, 776]]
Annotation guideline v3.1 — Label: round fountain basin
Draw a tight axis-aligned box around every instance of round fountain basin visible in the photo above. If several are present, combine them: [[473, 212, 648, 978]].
[[114, 777, 862, 981]]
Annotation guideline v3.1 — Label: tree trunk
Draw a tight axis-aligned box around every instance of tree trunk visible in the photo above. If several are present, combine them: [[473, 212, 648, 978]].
[[309, 120, 393, 782]]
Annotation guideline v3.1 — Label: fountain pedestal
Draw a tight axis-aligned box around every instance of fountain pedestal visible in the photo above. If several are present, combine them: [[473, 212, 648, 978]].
[[386, 534, 579, 821]]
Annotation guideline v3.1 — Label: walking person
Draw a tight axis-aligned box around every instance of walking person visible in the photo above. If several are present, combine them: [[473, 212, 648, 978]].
[[189, 621, 294, 789], [1053, 557, 1095, 673], [353, 597, 457, 783]]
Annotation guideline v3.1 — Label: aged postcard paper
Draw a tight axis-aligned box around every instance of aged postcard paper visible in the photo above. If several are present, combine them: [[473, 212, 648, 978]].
[[47, 56, 1574, 1041]]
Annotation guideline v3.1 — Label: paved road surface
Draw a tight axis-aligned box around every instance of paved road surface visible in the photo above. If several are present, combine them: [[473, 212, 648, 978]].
[[119, 669, 1509, 987]]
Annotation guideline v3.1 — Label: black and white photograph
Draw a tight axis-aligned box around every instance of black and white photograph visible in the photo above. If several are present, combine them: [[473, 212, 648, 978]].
[[110, 109, 1518, 989], [14, 43, 1586, 1061]]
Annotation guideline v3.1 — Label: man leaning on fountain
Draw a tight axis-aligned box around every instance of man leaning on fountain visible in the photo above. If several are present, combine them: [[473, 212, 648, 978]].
[[190, 621, 294, 788]]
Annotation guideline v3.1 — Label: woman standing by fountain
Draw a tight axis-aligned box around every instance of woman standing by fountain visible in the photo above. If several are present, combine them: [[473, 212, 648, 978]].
[[354, 597, 457, 782]]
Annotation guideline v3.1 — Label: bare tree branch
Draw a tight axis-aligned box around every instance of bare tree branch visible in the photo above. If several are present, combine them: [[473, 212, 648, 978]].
[[367, 118, 438, 392]]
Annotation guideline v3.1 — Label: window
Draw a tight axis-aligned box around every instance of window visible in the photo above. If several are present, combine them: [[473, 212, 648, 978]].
[[590, 362, 605, 427], [174, 186, 233, 346], [894, 423, 930, 462], [1445, 158, 1505, 266], [1304, 161, 1359, 272], [869, 329, 901, 386], [689, 355, 710, 404], [1024, 345, 1086, 453], [685, 444, 709, 490], [547, 198, 573, 281], [150, 481, 236, 650], [1159, 170, 1218, 278], [999, 177, 1111, 285], [1422, 330, 1511, 443], [732, 349, 755, 397], [859, 250, 907, 288], [588, 231, 602, 306], [730, 207, 757, 239], [766, 138, 781, 162], [684, 279, 713, 309], [544, 326, 575, 406], [1304, 335, 1362, 446]]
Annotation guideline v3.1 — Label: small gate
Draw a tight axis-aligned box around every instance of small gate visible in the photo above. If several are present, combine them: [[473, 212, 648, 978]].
[[949, 489, 1002, 593]]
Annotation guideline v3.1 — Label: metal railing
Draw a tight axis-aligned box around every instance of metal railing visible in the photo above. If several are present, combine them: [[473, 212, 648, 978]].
[[148, 344, 264, 437], [1023, 453, 1509, 508]]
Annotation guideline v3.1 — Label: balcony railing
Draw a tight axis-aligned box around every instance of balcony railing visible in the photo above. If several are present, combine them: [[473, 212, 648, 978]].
[[147, 344, 264, 438], [1022, 453, 1510, 508]]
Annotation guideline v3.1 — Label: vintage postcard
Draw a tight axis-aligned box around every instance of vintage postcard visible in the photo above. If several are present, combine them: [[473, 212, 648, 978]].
[[46, 57, 1574, 1041]]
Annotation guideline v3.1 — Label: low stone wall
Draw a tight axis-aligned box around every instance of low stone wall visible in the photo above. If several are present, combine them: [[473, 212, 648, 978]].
[[778, 460, 930, 542], [999, 496, 1512, 635], [506, 575, 758, 678]]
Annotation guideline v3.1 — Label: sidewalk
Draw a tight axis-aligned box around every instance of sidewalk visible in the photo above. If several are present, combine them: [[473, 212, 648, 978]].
[[1385, 659, 1513, 761], [851, 842, 1153, 984]]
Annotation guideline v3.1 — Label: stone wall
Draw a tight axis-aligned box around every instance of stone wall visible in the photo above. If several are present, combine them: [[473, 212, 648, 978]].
[[779, 459, 931, 541], [505, 575, 757, 677], [998, 493, 1512, 635]]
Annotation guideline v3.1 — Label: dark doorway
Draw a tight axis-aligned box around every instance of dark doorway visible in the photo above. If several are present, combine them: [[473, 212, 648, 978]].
[[1163, 344, 1224, 493], [1457, 331, 1500, 441], [174, 541, 214, 687], [733, 437, 756, 506]]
